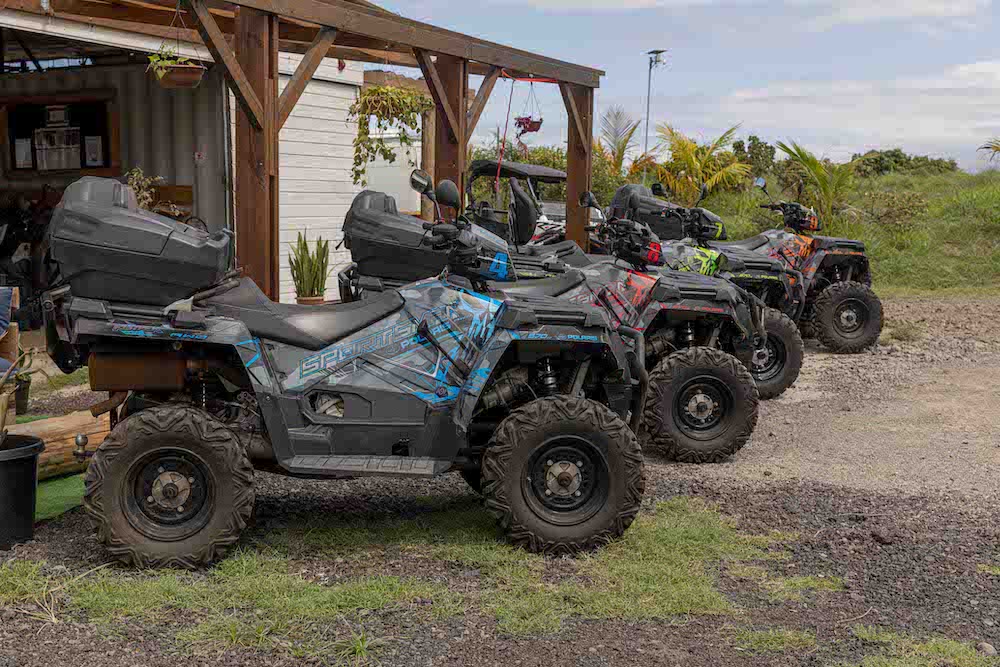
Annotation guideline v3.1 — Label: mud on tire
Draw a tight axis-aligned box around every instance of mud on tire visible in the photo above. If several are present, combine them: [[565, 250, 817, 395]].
[[751, 308, 804, 400], [642, 346, 759, 463], [480, 396, 644, 555], [83, 405, 255, 569], [813, 281, 883, 353]]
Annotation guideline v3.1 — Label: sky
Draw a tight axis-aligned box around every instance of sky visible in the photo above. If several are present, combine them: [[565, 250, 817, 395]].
[[372, 0, 999, 171]]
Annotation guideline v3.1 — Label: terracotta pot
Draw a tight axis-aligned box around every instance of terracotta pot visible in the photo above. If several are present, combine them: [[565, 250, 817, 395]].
[[296, 295, 326, 306], [154, 64, 206, 90]]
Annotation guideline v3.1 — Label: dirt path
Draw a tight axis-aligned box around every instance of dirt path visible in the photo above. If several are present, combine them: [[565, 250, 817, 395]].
[[2, 294, 999, 667]]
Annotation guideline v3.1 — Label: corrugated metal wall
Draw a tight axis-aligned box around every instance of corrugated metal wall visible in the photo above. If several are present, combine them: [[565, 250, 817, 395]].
[[0, 64, 228, 229]]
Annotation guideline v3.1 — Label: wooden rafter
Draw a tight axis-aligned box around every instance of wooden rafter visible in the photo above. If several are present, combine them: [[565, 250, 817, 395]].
[[414, 48, 459, 143], [559, 82, 589, 156], [10, 29, 44, 71], [276, 26, 335, 129], [466, 65, 499, 136], [183, 0, 264, 129], [226, 0, 602, 88]]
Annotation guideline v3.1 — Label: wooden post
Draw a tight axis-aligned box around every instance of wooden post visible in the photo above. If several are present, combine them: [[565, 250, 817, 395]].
[[416, 52, 468, 209], [562, 83, 594, 250], [234, 7, 280, 299], [420, 108, 436, 221]]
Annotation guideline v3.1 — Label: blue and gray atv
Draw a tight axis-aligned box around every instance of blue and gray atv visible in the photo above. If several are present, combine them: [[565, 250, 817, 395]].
[[42, 176, 645, 568]]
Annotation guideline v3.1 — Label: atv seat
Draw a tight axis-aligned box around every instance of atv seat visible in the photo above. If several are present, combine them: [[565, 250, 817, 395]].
[[509, 178, 539, 246], [712, 235, 770, 251], [492, 269, 585, 298], [205, 278, 404, 351]]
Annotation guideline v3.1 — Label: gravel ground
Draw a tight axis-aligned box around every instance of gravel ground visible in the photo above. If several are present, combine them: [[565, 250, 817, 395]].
[[2, 294, 998, 667]]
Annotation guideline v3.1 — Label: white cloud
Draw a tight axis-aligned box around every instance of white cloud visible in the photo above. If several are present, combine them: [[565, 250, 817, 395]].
[[682, 60, 1000, 167], [501, 0, 992, 29]]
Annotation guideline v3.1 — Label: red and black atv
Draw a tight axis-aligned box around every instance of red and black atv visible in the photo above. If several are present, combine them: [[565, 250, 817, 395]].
[[709, 178, 882, 353]]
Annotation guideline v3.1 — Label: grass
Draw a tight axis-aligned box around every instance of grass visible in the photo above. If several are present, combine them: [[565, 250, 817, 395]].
[[14, 414, 51, 424], [702, 170, 1000, 291], [32, 368, 89, 397], [732, 627, 816, 653], [977, 564, 1000, 576], [268, 496, 799, 635], [0, 560, 50, 605], [880, 320, 926, 344], [846, 626, 1000, 666], [35, 474, 84, 522]]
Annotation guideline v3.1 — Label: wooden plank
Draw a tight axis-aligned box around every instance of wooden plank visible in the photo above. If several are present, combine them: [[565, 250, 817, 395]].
[[8, 411, 110, 482], [226, 0, 603, 88], [414, 49, 459, 144], [10, 30, 44, 71], [420, 107, 435, 221], [184, 0, 265, 130], [276, 26, 336, 130], [466, 65, 499, 136], [563, 84, 593, 250]]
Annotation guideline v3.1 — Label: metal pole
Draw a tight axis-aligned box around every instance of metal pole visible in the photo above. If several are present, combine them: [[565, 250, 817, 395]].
[[643, 55, 653, 185]]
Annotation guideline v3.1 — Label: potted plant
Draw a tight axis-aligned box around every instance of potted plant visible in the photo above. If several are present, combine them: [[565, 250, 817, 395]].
[[289, 232, 331, 305], [147, 45, 206, 90]]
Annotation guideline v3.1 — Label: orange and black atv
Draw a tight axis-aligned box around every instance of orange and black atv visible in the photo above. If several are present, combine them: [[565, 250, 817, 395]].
[[710, 178, 883, 353]]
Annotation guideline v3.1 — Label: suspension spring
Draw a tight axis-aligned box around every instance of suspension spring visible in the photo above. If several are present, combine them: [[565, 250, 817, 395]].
[[682, 323, 696, 346], [537, 358, 560, 395]]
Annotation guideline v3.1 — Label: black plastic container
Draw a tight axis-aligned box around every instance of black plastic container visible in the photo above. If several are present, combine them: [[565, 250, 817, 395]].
[[0, 435, 45, 551], [49, 177, 231, 306]]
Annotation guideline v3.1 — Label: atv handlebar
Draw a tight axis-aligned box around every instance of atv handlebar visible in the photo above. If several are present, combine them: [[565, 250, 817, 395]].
[[759, 203, 783, 211]]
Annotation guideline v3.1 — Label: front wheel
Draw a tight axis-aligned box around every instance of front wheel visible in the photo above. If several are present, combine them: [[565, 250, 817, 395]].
[[83, 405, 255, 569], [642, 346, 759, 463], [812, 281, 883, 353], [750, 309, 804, 400], [481, 396, 644, 554]]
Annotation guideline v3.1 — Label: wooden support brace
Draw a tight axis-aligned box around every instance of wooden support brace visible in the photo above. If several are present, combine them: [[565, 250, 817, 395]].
[[277, 26, 336, 129], [466, 65, 499, 136], [414, 48, 460, 144], [559, 82, 589, 157], [184, 0, 265, 130], [10, 30, 44, 72]]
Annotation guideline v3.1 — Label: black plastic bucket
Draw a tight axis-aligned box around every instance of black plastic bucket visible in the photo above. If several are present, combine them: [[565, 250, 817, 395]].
[[0, 435, 45, 551]]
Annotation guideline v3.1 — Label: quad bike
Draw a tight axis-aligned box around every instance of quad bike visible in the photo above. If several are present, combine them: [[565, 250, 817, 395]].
[[626, 183, 805, 400], [711, 177, 883, 353], [523, 181, 803, 401], [342, 174, 762, 464], [43, 175, 646, 568]]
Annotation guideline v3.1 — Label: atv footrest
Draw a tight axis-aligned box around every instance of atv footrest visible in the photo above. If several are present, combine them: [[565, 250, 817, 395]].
[[285, 455, 452, 478]]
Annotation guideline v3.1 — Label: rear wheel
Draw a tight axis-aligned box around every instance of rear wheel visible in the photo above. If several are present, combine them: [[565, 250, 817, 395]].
[[83, 405, 255, 569], [751, 309, 804, 400], [642, 346, 759, 463], [813, 281, 883, 353], [481, 396, 644, 554]]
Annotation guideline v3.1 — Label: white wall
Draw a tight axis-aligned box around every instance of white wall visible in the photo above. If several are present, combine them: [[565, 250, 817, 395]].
[[365, 134, 422, 215]]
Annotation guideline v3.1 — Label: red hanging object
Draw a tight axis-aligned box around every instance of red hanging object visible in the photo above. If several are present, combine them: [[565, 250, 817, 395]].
[[514, 116, 543, 135]]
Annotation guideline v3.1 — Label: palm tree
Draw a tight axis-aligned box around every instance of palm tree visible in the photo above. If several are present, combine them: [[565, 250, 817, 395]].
[[599, 105, 641, 176], [979, 139, 1000, 162], [776, 141, 854, 222], [655, 124, 750, 206]]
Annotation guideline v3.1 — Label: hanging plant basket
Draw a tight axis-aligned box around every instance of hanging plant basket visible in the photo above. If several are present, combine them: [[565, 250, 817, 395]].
[[515, 116, 543, 135], [153, 62, 206, 90]]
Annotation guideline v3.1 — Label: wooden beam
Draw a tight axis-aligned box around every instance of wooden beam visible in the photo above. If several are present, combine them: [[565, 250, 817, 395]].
[[276, 26, 335, 130], [233, 7, 281, 299], [430, 54, 468, 207], [226, 0, 603, 88], [466, 65, 499, 136], [183, 0, 264, 130], [420, 107, 435, 221], [414, 49, 460, 144], [559, 82, 588, 155], [562, 84, 593, 250], [10, 30, 44, 72]]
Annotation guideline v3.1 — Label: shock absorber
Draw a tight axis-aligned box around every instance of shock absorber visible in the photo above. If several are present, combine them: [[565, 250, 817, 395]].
[[537, 358, 560, 395], [682, 323, 696, 347]]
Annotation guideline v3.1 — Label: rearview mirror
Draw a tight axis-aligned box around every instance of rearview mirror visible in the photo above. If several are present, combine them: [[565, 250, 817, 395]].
[[410, 169, 433, 197], [435, 179, 461, 210], [578, 191, 600, 209], [695, 183, 708, 206], [650, 183, 666, 197]]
